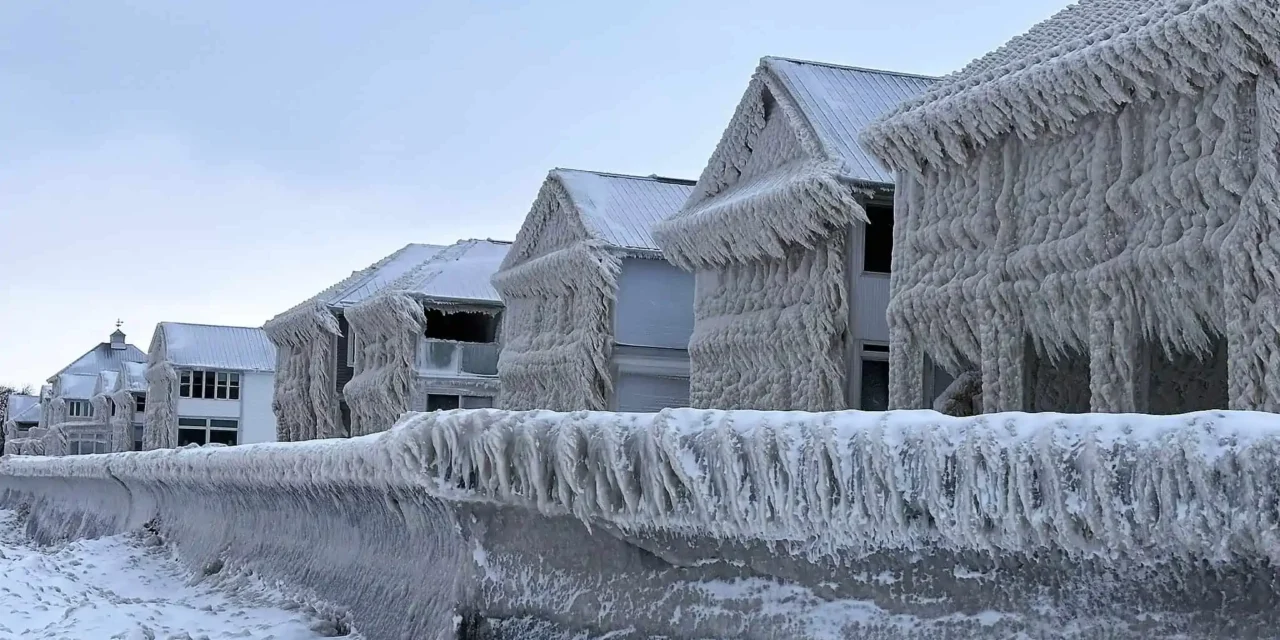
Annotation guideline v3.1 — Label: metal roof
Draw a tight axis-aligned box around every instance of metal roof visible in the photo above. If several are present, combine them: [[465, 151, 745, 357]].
[[10, 399, 41, 425], [57, 373, 100, 400], [553, 169, 695, 251], [764, 57, 936, 185], [49, 340, 148, 383], [267, 243, 448, 324], [378, 239, 511, 305], [6, 393, 39, 423], [158, 322, 277, 373], [121, 361, 148, 392]]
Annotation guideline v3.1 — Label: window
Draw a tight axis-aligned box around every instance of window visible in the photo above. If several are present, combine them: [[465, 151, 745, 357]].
[[70, 437, 108, 455], [67, 400, 93, 418], [859, 343, 890, 412], [863, 204, 894, 274], [460, 395, 494, 409], [179, 370, 240, 400], [134, 393, 146, 415], [177, 417, 239, 447], [424, 309, 498, 343], [426, 394, 460, 411]]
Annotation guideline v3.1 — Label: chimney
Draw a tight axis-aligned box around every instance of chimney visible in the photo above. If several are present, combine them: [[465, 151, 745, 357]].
[[110, 320, 126, 351]]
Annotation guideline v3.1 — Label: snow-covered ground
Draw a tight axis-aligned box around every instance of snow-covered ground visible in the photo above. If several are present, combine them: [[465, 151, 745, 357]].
[[0, 509, 350, 640]]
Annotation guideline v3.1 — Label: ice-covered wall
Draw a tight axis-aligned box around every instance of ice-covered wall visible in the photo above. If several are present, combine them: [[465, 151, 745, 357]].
[[343, 292, 426, 436], [862, 0, 1280, 414], [6, 408, 1280, 638], [143, 330, 178, 450], [653, 67, 865, 411], [263, 302, 345, 441], [493, 176, 620, 412]]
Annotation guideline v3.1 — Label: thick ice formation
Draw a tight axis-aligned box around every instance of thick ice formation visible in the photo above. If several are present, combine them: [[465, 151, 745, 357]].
[[652, 59, 933, 411], [5, 408, 1280, 637], [860, 0, 1280, 413]]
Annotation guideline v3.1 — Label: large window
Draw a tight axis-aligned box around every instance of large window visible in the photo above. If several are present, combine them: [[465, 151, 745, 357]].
[[179, 370, 240, 400], [70, 438, 109, 455], [863, 204, 894, 274], [67, 400, 93, 418], [177, 417, 239, 446], [426, 394, 492, 411]]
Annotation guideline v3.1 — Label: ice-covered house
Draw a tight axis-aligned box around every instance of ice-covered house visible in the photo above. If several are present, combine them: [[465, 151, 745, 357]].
[[344, 238, 510, 435], [264, 243, 445, 441], [3, 393, 41, 434], [33, 327, 148, 455], [143, 322, 278, 449], [493, 169, 696, 411], [860, 0, 1280, 414], [652, 57, 936, 412], [91, 361, 148, 452]]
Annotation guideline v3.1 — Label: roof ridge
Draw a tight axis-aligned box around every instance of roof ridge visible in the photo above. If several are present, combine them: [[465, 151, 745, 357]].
[[552, 167, 696, 186], [763, 55, 939, 81], [161, 321, 267, 331]]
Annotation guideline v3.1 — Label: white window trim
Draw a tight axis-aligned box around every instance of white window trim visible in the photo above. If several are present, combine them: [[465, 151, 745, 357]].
[[346, 328, 358, 364], [67, 400, 93, 418], [176, 416, 240, 445], [179, 369, 242, 401]]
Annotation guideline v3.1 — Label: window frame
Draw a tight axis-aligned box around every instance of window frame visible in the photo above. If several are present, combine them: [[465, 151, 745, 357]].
[[67, 399, 93, 418], [853, 341, 891, 412], [176, 416, 240, 447], [179, 370, 241, 400], [861, 203, 894, 275]]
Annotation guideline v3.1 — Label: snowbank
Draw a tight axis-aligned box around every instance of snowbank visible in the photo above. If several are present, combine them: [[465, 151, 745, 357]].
[[4, 408, 1280, 638]]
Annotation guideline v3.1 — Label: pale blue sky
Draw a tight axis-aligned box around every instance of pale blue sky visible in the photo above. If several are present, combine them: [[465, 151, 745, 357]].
[[0, 0, 1066, 389]]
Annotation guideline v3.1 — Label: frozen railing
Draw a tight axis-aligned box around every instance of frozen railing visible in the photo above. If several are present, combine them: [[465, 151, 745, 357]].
[[5, 408, 1280, 638], [416, 339, 499, 376]]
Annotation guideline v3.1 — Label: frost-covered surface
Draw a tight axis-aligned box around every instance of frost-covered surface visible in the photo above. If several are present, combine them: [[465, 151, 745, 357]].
[[5, 408, 1280, 637], [0, 509, 345, 639], [860, 0, 1280, 413], [344, 239, 508, 436], [493, 170, 692, 411], [264, 243, 447, 442], [653, 58, 931, 411]]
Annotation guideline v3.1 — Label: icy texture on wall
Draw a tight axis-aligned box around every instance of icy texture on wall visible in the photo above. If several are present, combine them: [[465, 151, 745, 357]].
[[143, 332, 178, 450], [264, 302, 345, 441], [493, 176, 619, 411], [653, 70, 862, 411], [343, 292, 425, 436], [862, 0, 1280, 413], [7, 408, 1280, 637]]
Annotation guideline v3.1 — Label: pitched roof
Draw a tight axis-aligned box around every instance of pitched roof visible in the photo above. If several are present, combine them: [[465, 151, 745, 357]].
[[10, 399, 41, 425], [57, 373, 99, 400], [553, 169, 695, 252], [373, 239, 511, 305], [157, 322, 277, 373], [762, 57, 936, 185], [121, 361, 148, 392], [6, 393, 39, 423], [862, 0, 1268, 171], [95, 370, 119, 396], [48, 341, 148, 383], [267, 243, 448, 323]]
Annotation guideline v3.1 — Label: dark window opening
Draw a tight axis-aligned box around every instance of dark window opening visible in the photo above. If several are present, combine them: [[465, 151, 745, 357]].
[[134, 393, 146, 415], [860, 360, 890, 411], [424, 310, 498, 343], [427, 394, 461, 411], [863, 204, 894, 274], [863, 343, 890, 353], [208, 429, 238, 446], [178, 428, 207, 447]]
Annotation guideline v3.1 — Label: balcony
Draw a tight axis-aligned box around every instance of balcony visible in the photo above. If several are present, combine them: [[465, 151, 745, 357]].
[[416, 339, 499, 377]]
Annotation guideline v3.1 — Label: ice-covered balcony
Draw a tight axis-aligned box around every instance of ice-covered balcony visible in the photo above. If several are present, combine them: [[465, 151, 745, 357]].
[[415, 338, 499, 377]]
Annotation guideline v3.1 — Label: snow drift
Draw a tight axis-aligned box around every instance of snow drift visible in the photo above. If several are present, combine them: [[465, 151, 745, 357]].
[[4, 408, 1280, 638]]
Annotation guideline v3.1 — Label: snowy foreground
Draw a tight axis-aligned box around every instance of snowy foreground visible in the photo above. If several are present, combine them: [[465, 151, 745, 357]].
[[0, 509, 349, 640]]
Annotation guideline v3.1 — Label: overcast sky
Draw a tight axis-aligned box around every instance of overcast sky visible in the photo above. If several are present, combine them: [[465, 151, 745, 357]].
[[0, 0, 1067, 390]]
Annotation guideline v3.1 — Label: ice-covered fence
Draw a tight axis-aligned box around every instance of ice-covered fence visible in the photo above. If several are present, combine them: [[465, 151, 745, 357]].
[[4, 409, 1280, 639]]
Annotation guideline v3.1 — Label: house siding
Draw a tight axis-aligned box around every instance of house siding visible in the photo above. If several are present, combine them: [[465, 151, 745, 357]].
[[240, 371, 278, 444], [613, 257, 695, 350]]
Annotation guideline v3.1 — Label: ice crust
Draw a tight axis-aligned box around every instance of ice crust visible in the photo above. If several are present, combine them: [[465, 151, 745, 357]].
[[4, 408, 1280, 638]]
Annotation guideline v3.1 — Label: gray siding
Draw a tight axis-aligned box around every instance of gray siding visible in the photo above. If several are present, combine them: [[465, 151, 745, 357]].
[[614, 372, 689, 412], [613, 257, 695, 349], [853, 273, 891, 342]]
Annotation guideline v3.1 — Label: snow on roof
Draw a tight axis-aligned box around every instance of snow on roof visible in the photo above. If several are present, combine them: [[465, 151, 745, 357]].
[[862, 0, 1267, 171], [266, 243, 448, 324], [95, 371, 119, 397], [6, 394, 39, 423], [10, 399, 41, 425], [48, 341, 147, 383], [763, 57, 936, 185], [121, 361, 148, 392], [158, 322, 277, 373], [57, 373, 100, 400], [376, 239, 511, 306], [554, 169, 695, 252]]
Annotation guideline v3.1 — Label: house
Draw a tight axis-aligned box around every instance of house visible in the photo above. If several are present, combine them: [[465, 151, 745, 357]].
[[859, 0, 1277, 414], [143, 322, 277, 449], [344, 238, 510, 435], [93, 361, 148, 452], [493, 168, 696, 412], [2, 393, 41, 455], [651, 57, 937, 412], [264, 243, 446, 441], [37, 327, 148, 455]]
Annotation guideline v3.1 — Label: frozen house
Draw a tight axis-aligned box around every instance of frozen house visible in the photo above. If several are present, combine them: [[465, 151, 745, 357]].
[[860, 0, 1280, 414], [652, 57, 935, 412], [90, 361, 148, 452], [264, 243, 445, 441], [3, 393, 40, 434], [493, 169, 696, 411], [143, 322, 278, 449], [32, 327, 148, 455], [344, 238, 510, 435]]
